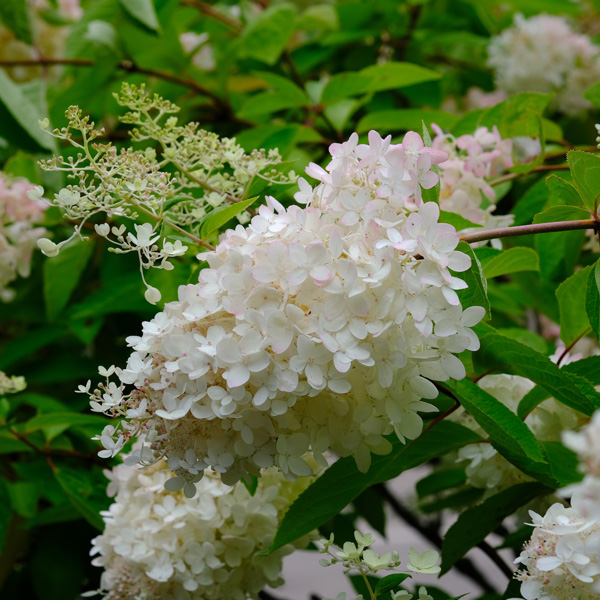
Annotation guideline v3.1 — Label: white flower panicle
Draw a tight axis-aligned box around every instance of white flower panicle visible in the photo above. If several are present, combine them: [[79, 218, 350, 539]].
[[0, 175, 47, 302], [488, 14, 600, 116], [87, 129, 485, 493], [35, 84, 295, 300], [86, 458, 316, 600], [514, 498, 600, 600]]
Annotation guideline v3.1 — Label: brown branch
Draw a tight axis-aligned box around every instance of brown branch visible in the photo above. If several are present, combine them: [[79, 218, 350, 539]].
[[7, 426, 106, 466], [0, 57, 226, 109], [490, 164, 570, 186], [460, 219, 597, 244], [181, 0, 242, 31]]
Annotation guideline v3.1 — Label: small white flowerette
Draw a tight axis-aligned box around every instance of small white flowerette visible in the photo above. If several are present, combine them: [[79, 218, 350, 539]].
[[86, 457, 315, 600], [87, 130, 485, 494], [514, 496, 600, 600], [488, 14, 600, 116]]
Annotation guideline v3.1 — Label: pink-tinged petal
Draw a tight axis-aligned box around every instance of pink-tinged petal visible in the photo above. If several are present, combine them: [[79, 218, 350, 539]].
[[420, 171, 438, 190], [402, 131, 424, 152], [311, 265, 334, 286], [333, 352, 352, 373], [423, 147, 448, 165]]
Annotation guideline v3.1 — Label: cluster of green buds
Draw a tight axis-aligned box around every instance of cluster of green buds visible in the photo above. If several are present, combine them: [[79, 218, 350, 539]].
[[319, 531, 441, 600], [32, 83, 296, 303]]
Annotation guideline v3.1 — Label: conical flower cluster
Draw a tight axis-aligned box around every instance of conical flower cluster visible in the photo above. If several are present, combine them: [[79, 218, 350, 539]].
[[87, 130, 484, 493]]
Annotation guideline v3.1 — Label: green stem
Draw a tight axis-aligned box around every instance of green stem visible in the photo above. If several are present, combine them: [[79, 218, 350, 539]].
[[359, 566, 377, 600], [490, 164, 570, 186]]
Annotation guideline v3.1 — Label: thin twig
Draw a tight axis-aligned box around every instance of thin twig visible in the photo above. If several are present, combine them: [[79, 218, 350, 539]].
[[557, 327, 593, 367], [490, 164, 570, 186], [181, 0, 243, 31], [477, 540, 514, 579], [460, 219, 597, 244], [7, 426, 106, 466], [0, 57, 226, 109]]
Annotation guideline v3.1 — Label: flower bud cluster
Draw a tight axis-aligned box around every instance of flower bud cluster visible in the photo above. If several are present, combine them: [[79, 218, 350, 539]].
[[319, 531, 440, 577], [0, 371, 26, 395], [431, 125, 519, 237], [35, 84, 294, 302], [514, 499, 600, 600], [86, 129, 484, 494], [488, 14, 600, 116], [85, 456, 317, 600], [0, 174, 47, 302]]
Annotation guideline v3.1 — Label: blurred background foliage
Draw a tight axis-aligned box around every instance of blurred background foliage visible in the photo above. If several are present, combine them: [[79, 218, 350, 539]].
[[2, 0, 600, 598]]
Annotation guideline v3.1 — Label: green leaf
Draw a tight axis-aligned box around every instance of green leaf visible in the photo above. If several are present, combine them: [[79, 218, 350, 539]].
[[476, 330, 600, 416], [199, 197, 259, 239], [69, 269, 151, 320], [357, 109, 458, 134], [43, 240, 95, 321], [481, 247, 540, 279], [479, 93, 552, 139], [422, 121, 440, 205], [242, 474, 258, 497], [447, 378, 546, 464], [0, 0, 33, 44], [567, 150, 600, 212], [541, 441, 582, 487], [353, 487, 386, 537], [0, 70, 56, 152], [0, 325, 66, 370], [374, 573, 412, 595], [119, 0, 159, 31], [24, 412, 108, 435], [321, 62, 440, 105], [585, 81, 600, 108], [52, 466, 105, 531], [240, 4, 297, 65], [556, 264, 593, 347], [533, 205, 589, 282], [416, 468, 467, 499], [455, 242, 490, 318], [3, 150, 42, 183], [239, 92, 307, 119], [546, 175, 583, 208], [0, 478, 12, 552], [586, 259, 600, 340], [439, 211, 482, 232], [440, 482, 550, 574], [267, 421, 482, 553]]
